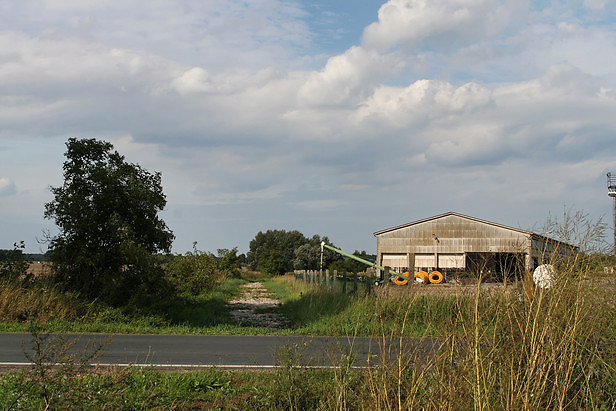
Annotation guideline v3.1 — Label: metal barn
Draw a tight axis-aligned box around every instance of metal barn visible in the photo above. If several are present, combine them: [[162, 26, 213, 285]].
[[374, 212, 571, 280]]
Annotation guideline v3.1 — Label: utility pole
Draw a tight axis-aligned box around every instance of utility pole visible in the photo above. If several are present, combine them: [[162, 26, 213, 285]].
[[607, 173, 616, 275]]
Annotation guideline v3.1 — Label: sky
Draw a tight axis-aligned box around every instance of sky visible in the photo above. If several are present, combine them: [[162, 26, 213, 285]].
[[1, 0, 615, 256]]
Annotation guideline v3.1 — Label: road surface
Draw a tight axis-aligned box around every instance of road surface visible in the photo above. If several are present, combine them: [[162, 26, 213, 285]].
[[0, 333, 439, 369]]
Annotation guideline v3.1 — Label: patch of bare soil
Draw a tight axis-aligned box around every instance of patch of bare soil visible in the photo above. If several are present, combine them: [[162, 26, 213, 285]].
[[227, 282, 288, 330]]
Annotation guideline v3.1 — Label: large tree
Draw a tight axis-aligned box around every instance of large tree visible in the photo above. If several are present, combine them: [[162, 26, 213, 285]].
[[44, 138, 174, 305], [247, 229, 307, 273], [247, 230, 342, 274], [293, 235, 340, 271]]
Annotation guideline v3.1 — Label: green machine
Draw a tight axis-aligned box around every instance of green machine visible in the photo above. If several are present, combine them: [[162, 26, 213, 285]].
[[320, 242, 412, 285]]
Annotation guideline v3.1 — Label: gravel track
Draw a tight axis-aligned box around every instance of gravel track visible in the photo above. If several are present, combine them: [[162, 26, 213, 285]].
[[227, 282, 289, 330]]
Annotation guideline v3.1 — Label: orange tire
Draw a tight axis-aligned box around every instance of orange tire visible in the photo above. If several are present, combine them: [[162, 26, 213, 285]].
[[414, 271, 429, 284], [393, 272, 410, 286], [429, 271, 444, 284]]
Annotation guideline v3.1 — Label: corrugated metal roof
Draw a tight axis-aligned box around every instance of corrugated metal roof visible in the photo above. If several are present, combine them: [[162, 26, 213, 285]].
[[373, 211, 533, 236], [373, 211, 576, 250]]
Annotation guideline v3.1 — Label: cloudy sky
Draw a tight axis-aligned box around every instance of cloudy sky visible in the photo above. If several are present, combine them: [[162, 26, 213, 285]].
[[1, 0, 615, 255]]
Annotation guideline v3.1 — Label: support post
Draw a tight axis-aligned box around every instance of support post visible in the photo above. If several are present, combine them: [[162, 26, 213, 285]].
[[607, 172, 616, 288]]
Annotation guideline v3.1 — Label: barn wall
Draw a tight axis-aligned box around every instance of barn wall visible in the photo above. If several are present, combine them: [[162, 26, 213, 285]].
[[376, 214, 533, 274], [377, 214, 530, 255]]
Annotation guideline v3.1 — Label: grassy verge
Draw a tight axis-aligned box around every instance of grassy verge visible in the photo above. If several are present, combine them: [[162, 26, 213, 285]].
[[0, 277, 263, 335], [264, 275, 468, 336], [0, 366, 359, 410]]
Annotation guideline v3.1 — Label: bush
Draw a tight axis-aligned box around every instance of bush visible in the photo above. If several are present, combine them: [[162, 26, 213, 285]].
[[0, 241, 30, 284], [217, 247, 242, 278], [258, 249, 286, 276], [165, 244, 223, 295]]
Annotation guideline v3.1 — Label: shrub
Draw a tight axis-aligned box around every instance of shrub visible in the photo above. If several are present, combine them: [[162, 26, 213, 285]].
[[0, 241, 30, 284], [165, 243, 223, 295]]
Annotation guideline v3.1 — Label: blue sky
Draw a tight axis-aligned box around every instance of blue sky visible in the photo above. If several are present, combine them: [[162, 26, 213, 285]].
[[1, 0, 615, 255]]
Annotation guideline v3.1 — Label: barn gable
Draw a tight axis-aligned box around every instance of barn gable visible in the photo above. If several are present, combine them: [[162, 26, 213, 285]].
[[374, 212, 531, 255]]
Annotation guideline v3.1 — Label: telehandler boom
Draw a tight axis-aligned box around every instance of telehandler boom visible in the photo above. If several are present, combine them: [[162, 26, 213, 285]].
[[320, 242, 410, 283]]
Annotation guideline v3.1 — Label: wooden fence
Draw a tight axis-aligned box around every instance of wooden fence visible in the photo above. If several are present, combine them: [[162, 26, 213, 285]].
[[293, 269, 374, 294]]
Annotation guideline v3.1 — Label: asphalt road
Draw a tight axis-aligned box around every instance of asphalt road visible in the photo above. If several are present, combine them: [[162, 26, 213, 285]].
[[0, 333, 439, 369]]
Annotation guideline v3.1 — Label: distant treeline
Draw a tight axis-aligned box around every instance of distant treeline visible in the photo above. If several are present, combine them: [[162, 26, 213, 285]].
[[0, 249, 48, 262]]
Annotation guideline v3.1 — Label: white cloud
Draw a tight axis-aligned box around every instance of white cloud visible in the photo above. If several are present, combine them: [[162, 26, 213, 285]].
[[354, 80, 493, 128], [362, 0, 529, 52], [297, 46, 404, 108], [1, 0, 615, 253], [0, 178, 16, 196]]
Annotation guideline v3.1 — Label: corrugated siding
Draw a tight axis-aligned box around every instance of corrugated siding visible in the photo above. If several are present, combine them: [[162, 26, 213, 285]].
[[438, 254, 465, 268], [381, 254, 407, 269], [414, 254, 435, 268], [377, 214, 530, 255]]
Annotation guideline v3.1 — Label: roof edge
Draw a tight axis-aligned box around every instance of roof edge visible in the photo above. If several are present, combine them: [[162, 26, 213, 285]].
[[373, 211, 534, 236]]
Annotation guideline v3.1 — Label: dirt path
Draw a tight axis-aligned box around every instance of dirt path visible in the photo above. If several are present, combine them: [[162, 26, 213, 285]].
[[227, 282, 288, 330]]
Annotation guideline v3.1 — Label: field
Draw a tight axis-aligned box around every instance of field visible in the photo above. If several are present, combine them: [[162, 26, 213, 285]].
[[1, 268, 616, 409]]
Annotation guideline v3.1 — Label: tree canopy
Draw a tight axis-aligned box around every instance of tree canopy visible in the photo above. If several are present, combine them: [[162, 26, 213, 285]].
[[329, 250, 377, 273], [247, 230, 342, 275], [44, 138, 174, 305]]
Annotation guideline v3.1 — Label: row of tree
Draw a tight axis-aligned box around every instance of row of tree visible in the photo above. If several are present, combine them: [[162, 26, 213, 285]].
[[0, 244, 47, 262], [246, 230, 376, 275], [6, 137, 374, 308]]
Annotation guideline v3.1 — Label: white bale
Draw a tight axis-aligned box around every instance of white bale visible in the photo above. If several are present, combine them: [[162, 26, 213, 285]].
[[533, 264, 555, 289]]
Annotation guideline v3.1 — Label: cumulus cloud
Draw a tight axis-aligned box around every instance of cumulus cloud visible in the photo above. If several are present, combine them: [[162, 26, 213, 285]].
[[1, 0, 615, 253], [362, 0, 528, 52], [297, 46, 404, 107], [355, 80, 493, 128]]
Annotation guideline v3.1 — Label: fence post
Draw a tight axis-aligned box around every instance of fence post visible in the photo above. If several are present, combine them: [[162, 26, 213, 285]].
[[383, 266, 390, 283], [342, 269, 347, 294], [365, 272, 372, 295]]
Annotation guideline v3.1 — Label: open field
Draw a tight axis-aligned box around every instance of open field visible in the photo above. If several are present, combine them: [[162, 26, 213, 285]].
[[25, 262, 49, 277]]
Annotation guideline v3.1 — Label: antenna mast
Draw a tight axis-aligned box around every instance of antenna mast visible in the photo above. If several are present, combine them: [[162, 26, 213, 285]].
[[607, 173, 616, 274]]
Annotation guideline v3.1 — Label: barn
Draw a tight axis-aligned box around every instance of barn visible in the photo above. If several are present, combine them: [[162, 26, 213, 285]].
[[374, 212, 573, 281]]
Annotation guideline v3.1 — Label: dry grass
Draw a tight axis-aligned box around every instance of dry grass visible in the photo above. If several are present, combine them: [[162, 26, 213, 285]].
[[0, 280, 86, 323]]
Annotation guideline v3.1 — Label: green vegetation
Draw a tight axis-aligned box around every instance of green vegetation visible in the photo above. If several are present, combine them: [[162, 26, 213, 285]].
[[329, 250, 377, 274], [0, 242, 30, 283], [2, 260, 616, 408], [165, 243, 242, 296], [0, 275, 259, 334], [2, 270, 615, 410], [266, 276, 462, 336], [44, 138, 175, 307], [0, 365, 356, 410], [247, 230, 343, 274]]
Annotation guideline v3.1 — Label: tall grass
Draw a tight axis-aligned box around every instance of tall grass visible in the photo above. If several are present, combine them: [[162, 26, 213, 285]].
[[263, 265, 615, 408], [266, 275, 468, 336], [0, 280, 88, 324], [2, 274, 615, 408], [0, 277, 249, 334]]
